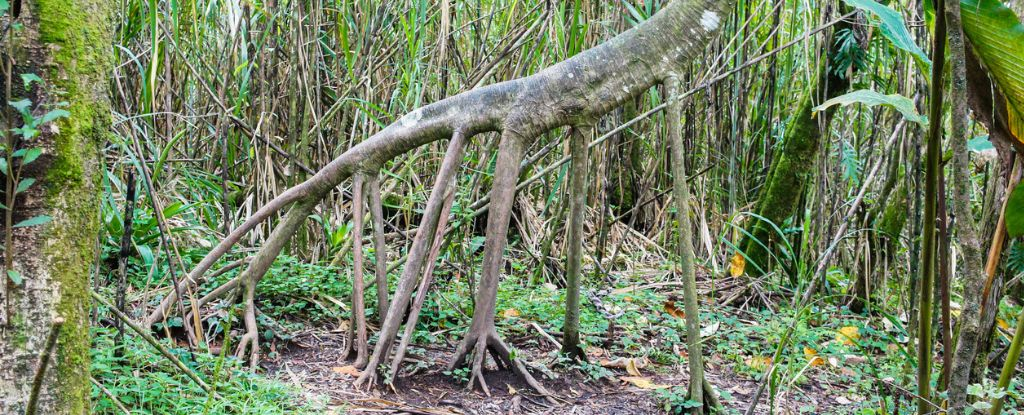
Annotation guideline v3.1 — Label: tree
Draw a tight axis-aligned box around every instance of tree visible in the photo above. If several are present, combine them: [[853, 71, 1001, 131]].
[[738, 13, 856, 280], [0, 0, 111, 413], [147, 0, 735, 397]]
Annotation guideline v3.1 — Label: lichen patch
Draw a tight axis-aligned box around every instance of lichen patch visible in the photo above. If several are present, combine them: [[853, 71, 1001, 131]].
[[701, 10, 720, 32]]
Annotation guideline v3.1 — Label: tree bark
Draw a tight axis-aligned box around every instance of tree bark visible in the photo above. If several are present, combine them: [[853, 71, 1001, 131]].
[[166, 0, 734, 394], [0, 0, 111, 413], [739, 18, 853, 277], [946, 0, 987, 409]]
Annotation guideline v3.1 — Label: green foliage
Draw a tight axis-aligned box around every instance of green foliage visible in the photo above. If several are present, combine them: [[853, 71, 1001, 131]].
[[832, 28, 867, 79], [812, 90, 927, 126], [1007, 183, 1024, 238], [656, 386, 701, 414], [1009, 242, 1024, 275], [843, 0, 930, 69], [961, 0, 1024, 147], [90, 327, 323, 414]]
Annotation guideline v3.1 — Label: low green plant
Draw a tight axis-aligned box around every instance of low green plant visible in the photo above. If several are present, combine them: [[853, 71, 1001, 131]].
[[90, 327, 323, 414]]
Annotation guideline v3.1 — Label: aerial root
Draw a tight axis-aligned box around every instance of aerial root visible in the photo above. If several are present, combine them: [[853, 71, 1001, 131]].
[[354, 130, 470, 389], [235, 279, 260, 368], [448, 329, 557, 404], [345, 174, 370, 369]]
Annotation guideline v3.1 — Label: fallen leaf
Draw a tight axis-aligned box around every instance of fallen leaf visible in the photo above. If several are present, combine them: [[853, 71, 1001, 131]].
[[502, 308, 521, 318], [746, 355, 772, 370], [332, 365, 361, 376], [663, 301, 686, 319], [600, 357, 649, 377], [626, 359, 643, 376], [729, 253, 746, 277], [843, 354, 868, 365], [700, 321, 721, 338], [619, 376, 671, 389], [836, 326, 860, 346], [586, 346, 607, 358], [804, 347, 826, 367]]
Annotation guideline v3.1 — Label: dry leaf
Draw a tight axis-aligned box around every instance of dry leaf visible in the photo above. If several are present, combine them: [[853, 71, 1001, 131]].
[[836, 326, 860, 346], [700, 321, 721, 338], [804, 347, 826, 367], [843, 354, 868, 365], [729, 253, 746, 277], [619, 376, 671, 390], [663, 301, 686, 319], [600, 357, 648, 377], [997, 318, 1010, 331], [502, 308, 521, 318], [746, 355, 772, 370], [332, 365, 361, 376]]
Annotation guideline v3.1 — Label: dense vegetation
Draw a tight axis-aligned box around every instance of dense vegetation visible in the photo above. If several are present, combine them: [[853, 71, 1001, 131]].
[[2, 0, 1024, 413]]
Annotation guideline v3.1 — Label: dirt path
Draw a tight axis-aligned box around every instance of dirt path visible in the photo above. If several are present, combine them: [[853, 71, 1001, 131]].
[[263, 328, 847, 414]]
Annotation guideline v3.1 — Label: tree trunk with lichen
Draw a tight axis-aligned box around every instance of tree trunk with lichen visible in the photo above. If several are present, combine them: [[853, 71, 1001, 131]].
[[739, 23, 854, 277], [0, 0, 110, 413]]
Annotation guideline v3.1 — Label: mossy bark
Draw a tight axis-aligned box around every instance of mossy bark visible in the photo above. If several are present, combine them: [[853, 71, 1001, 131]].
[[0, 0, 111, 413], [739, 28, 852, 276]]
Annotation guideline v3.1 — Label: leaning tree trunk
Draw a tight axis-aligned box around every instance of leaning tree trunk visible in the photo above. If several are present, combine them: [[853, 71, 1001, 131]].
[[738, 18, 854, 277], [151, 0, 734, 395], [0, 0, 110, 413]]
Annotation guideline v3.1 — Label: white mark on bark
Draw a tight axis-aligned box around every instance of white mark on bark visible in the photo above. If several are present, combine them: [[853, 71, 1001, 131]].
[[701, 10, 720, 31], [401, 109, 423, 127], [567, 72, 574, 78]]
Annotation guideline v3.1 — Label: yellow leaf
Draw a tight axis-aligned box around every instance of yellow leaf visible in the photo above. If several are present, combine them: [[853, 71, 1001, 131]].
[[663, 300, 686, 319], [619, 376, 671, 390], [836, 326, 860, 346], [332, 365, 361, 376], [746, 355, 773, 370], [729, 253, 746, 277], [997, 318, 1011, 331], [626, 359, 643, 377], [502, 308, 521, 318], [804, 347, 825, 367]]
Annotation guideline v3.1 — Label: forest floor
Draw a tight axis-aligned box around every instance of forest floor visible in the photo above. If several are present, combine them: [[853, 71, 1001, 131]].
[[258, 279, 891, 415]]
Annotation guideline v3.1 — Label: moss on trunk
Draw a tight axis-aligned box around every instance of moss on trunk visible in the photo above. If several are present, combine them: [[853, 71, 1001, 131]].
[[739, 26, 853, 276], [0, 0, 111, 413]]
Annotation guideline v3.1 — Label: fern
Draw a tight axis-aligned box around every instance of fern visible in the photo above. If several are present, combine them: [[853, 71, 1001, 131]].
[[1008, 241, 1024, 275]]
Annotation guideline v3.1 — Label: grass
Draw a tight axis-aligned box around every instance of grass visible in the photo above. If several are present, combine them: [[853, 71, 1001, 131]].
[[90, 327, 325, 414]]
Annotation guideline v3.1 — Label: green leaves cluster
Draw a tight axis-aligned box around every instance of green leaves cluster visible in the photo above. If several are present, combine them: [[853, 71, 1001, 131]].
[[3, 75, 70, 286], [843, 0, 931, 70]]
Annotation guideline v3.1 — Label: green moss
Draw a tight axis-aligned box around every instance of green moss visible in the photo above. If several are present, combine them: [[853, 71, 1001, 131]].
[[877, 182, 909, 243], [32, 0, 113, 412], [740, 26, 853, 277]]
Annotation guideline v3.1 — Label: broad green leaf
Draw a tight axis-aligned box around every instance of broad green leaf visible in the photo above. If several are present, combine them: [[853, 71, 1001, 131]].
[[0, 158, 8, 176], [13, 215, 51, 228], [39, 109, 70, 125], [812, 89, 928, 126], [7, 270, 22, 286], [961, 0, 1024, 146], [8, 99, 31, 115], [0, 0, 9, 15], [12, 126, 38, 139], [22, 148, 41, 165], [967, 136, 995, 152], [20, 73, 42, 90], [15, 177, 35, 194], [844, 0, 931, 69], [1007, 183, 1024, 238]]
